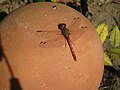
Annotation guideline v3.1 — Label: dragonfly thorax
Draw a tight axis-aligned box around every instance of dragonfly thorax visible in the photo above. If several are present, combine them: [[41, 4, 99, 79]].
[[58, 23, 66, 30]]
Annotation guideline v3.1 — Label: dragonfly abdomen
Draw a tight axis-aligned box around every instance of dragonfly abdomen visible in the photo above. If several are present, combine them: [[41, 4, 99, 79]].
[[66, 37, 77, 61]]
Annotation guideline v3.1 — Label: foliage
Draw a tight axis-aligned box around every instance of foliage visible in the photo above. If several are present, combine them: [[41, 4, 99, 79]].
[[104, 52, 113, 66], [33, 0, 45, 2], [107, 48, 120, 59], [110, 25, 120, 48], [96, 23, 108, 44], [51, 0, 57, 2], [0, 10, 4, 13], [96, 23, 120, 66]]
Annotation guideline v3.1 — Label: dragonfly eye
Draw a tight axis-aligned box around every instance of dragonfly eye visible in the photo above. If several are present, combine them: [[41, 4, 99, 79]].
[[58, 23, 66, 30]]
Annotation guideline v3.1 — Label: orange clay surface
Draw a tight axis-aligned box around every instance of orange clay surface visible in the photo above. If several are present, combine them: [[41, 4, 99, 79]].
[[0, 2, 104, 90]]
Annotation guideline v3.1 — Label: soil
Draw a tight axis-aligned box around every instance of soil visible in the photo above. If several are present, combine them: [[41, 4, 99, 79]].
[[0, 0, 120, 90], [88, 1, 120, 90]]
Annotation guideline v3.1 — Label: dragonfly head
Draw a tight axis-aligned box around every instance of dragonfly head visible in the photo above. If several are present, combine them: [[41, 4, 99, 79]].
[[58, 23, 66, 30]]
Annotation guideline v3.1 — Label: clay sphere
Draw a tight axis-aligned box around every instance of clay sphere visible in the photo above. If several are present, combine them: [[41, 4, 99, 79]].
[[0, 2, 104, 90]]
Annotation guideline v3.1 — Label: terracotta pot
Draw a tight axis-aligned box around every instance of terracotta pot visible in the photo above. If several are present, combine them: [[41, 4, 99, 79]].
[[0, 2, 104, 90]]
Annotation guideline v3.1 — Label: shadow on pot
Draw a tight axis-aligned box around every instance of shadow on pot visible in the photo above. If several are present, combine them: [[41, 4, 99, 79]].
[[0, 36, 23, 90]]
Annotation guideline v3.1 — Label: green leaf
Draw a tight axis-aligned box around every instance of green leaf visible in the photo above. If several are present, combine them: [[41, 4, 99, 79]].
[[104, 52, 113, 66], [107, 48, 120, 59], [110, 25, 120, 48], [51, 0, 57, 2], [96, 23, 108, 44], [33, 0, 45, 2], [0, 10, 4, 13]]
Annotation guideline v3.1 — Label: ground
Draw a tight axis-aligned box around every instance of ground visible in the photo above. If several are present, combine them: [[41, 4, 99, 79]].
[[89, 1, 120, 90]]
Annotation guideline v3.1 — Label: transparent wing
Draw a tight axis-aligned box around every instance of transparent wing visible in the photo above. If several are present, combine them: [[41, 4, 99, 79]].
[[39, 36, 65, 48], [37, 17, 87, 48]]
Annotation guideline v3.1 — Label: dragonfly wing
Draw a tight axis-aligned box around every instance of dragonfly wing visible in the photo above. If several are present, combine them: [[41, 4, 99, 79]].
[[37, 17, 87, 48], [69, 24, 87, 42], [39, 35, 65, 48], [38, 27, 87, 48], [66, 17, 87, 42]]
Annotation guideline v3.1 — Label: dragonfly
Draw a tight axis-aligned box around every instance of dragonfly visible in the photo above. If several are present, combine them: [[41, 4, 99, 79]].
[[36, 17, 87, 61]]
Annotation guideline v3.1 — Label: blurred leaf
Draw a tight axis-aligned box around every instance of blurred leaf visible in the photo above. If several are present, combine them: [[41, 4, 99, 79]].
[[107, 48, 120, 59], [0, 10, 4, 13], [33, 0, 45, 2], [104, 52, 113, 66], [96, 23, 108, 44], [51, 0, 57, 2], [110, 25, 120, 48]]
